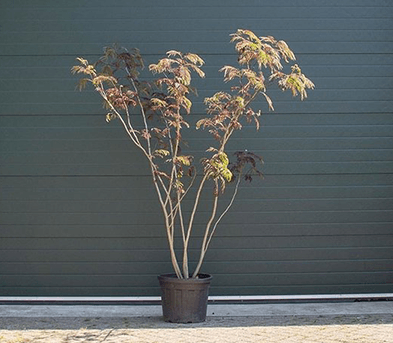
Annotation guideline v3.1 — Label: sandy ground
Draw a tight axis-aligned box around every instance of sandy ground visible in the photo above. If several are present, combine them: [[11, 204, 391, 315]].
[[1, 314, 392, 343]]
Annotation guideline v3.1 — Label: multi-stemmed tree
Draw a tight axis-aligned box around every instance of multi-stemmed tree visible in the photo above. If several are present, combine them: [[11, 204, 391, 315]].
[[72, 29, 314, 279]]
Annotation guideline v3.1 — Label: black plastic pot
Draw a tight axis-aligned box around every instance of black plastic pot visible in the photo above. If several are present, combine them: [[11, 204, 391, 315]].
[[158, 273, 212, 323]]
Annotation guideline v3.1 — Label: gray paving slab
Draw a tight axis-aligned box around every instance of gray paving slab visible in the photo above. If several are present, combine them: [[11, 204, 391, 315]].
[[0, 301, 392, 318]]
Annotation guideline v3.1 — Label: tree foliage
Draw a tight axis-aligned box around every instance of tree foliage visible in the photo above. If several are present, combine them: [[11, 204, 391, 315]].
[[72, 29, 314, 279]]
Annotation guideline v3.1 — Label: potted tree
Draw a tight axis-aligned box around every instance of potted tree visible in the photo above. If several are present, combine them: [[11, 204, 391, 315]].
[[72, 29, 314, 323]]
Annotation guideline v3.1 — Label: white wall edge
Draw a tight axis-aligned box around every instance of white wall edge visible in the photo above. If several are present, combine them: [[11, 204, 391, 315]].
[[0, 293, 392, 303]]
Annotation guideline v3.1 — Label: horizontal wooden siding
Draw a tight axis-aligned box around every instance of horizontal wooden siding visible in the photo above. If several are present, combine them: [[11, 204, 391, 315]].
[[0, 0, 392, 295]]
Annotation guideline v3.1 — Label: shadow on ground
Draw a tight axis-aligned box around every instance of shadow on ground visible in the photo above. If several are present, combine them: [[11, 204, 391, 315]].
[[1, 314, 392, 330]]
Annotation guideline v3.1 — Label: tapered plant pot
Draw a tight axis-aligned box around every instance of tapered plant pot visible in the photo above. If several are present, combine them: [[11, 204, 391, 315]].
[[158, 273, 212, 323]]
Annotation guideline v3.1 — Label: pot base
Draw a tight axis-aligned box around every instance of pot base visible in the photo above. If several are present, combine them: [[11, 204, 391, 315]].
[[158, 273, 212, 323]]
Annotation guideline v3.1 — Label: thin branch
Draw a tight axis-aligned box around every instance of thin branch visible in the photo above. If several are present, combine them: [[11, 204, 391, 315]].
[[185, 174, 208, 244], [219, 90, 260, 153], [151, 176, 182, 278], [97, 85, 141, 148], [192, 180, 219, 278], [129, 78, 152, 156], [193, 175, 241, 278], [206, 174, 241, 248], [101, 75, 182, 278], [177, 192, 188, 278]]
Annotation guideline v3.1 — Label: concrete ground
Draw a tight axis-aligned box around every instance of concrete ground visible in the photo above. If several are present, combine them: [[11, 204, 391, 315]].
[[0, 302, 392, 342]]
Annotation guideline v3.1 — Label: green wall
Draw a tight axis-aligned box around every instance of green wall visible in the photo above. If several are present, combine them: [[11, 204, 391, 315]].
[[0, 0, 392, 296]]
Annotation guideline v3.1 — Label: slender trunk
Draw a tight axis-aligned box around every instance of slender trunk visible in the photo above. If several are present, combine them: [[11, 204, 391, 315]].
[[192, 182, 219, 278], [192, 174, 242, 277], [175, 191, 188, 278], [182, 175, 208, 269], [153, 178, 183, 278]]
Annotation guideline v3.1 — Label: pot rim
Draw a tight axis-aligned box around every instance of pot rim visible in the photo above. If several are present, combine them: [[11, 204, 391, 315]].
[[158, 273, 212, 283]]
